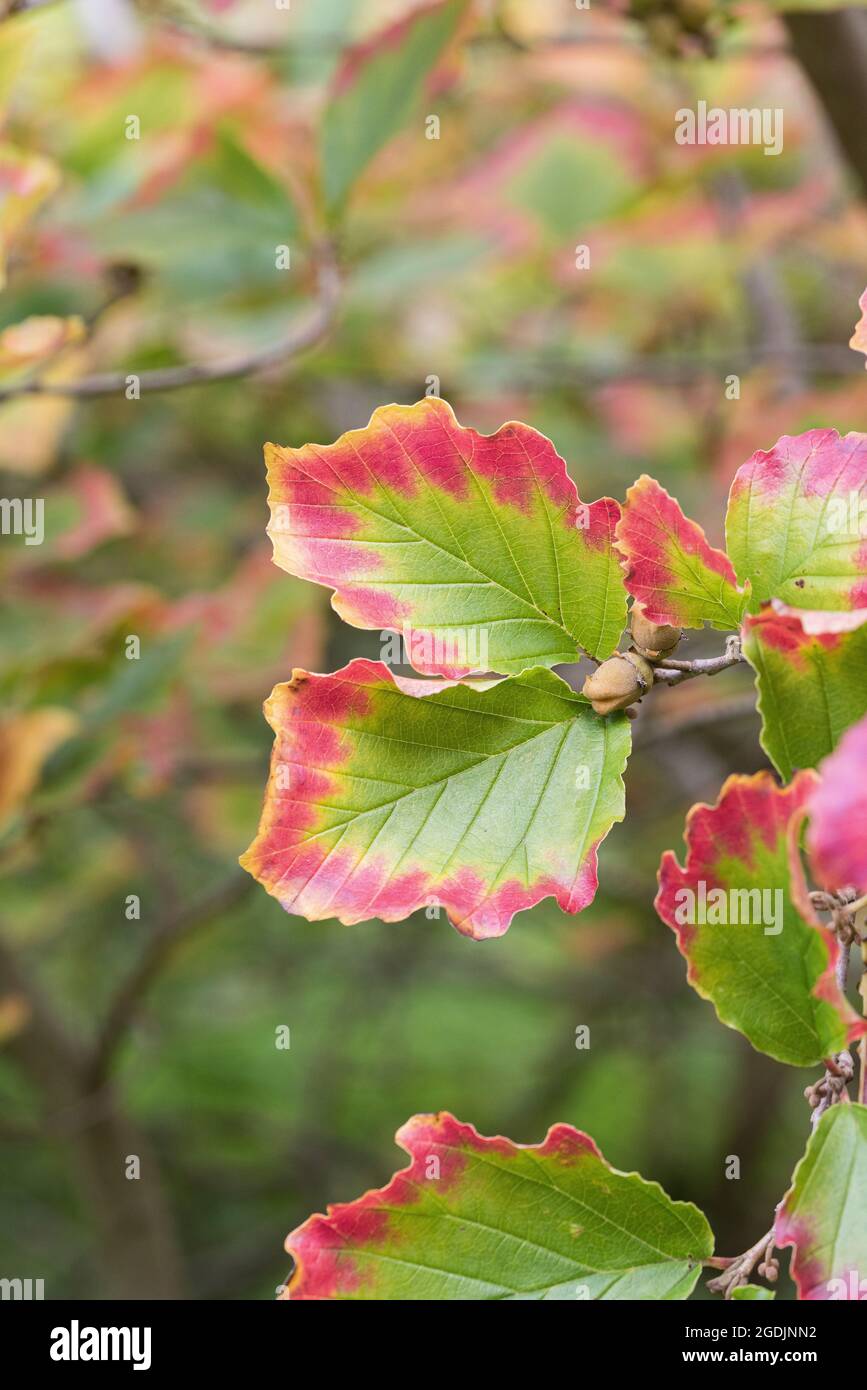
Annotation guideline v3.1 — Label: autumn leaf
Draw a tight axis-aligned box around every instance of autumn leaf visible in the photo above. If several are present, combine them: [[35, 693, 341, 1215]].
[[0, 143, 59, 287], [656, 772, 861, 1066], [240, 659, 630, 938], [850, 287, 867, 367], [0, 315, 85, 380], [776, 1105, 867, 1300], [807, 713, 867, 896], [616, 474, 748, 630], [742, 603, 867, 781], [283, 1112, 713, 1300], [266, 398, 626, 676], [322, 0, 471, 213], [0, 707, 78, 829], [726, 429, 867, 611]]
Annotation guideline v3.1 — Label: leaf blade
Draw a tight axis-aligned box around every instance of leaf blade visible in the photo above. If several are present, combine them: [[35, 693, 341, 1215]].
[[776, 1104, 867, 1300], [283, 1112, 713, 1300], [807, 713, 867, 896], [656, 771, 858, 1067], [321, 0, 470, 213], [742, 604, 867, 781], [725, 429, 867, 611], [266, 398, 627, 675], [616, 474, 748, 630], [241, 659, 630, 936]]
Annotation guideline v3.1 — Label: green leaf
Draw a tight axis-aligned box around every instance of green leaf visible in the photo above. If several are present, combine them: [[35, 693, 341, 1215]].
[[776, 1104, 867, 1300], [616, 474, 748, 631], [732, 1284, 776, 1301], [506, 134, 636, 241], [283, 1112, 714, 1299], [725, 429, 867, 612], [656, 772, 861, 1067], [322, 0, 469, 213], [241, 660, 630, 937], [266, 397, 627, 675], [91, 127, 298, 298], [742, 604, 867, 781]]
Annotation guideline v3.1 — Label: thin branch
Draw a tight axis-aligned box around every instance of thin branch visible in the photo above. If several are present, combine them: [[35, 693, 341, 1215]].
[[846, 891, 867, 918], [87, 869, 255, 1087], [805, 1051, 854, 1129], [836, 935, 852, 995], [706, 1226, 778, 1298], [163, 13, 790, 62], [0, 918, 186, 1294], [0, 924, 86, 1101], [784, 8, 867, 202], [0, 249, 340, 401], [653, 636, 744, 686]]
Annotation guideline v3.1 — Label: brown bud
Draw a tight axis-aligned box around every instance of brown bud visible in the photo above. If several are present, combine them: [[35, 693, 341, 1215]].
[[675, 0, 715, 31], [582, 651, 654, 716], [645, 12, 684, 55], [629, 606, 681, 661]]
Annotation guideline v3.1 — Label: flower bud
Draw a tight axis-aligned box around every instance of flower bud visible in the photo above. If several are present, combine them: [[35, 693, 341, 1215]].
[[629, 606, 681, 661], [582, 651, 654, 715]]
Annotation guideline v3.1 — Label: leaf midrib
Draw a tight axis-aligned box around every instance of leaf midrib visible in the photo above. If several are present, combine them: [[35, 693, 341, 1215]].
[[292, 448, 585, 649]]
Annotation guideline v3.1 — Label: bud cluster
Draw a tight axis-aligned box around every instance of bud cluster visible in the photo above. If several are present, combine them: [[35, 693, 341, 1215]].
[[581, 604, 682, 716]]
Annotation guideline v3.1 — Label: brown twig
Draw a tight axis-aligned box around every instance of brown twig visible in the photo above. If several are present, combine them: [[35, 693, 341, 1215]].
[[0, 248, 340, 401], [706, 1227, 779, 1298], [0, 923, 185, 1296], [653, 636, 744, 686], [87, 869, 255, 1087], [805, 1051, 854, 1129]]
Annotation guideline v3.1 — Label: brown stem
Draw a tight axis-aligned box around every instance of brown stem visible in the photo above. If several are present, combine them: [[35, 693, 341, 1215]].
[[88, 869, 254, 1087], [0, 249, 340, 401], [652, 637, 744, 686], [706, 1227, 778, 1298], [0, 929, 184, 1297], [806, 1052, 854, 1129], [783, 8, 867, 201]]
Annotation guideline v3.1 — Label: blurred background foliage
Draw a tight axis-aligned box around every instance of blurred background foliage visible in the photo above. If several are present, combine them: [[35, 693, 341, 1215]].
[[0, 0, 866, 1299]]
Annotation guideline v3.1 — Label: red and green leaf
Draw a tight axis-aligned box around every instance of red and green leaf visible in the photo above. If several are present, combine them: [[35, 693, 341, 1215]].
[[807, 713, 867, 897], [283, 1111, 713, 1300], [849, 288, 867, 367], [241, 659, 630, 938], [776, 1104, 867, 1301], [266, 398, 626, 676], [615, 474, 748, 630], [0, 143, 59, 288], [0, 314, 84, 381], [741, 604, 867, 782], [656, 772, 861, 1067], [321, 0, 471, 213], [726, 429, 867, 611]]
